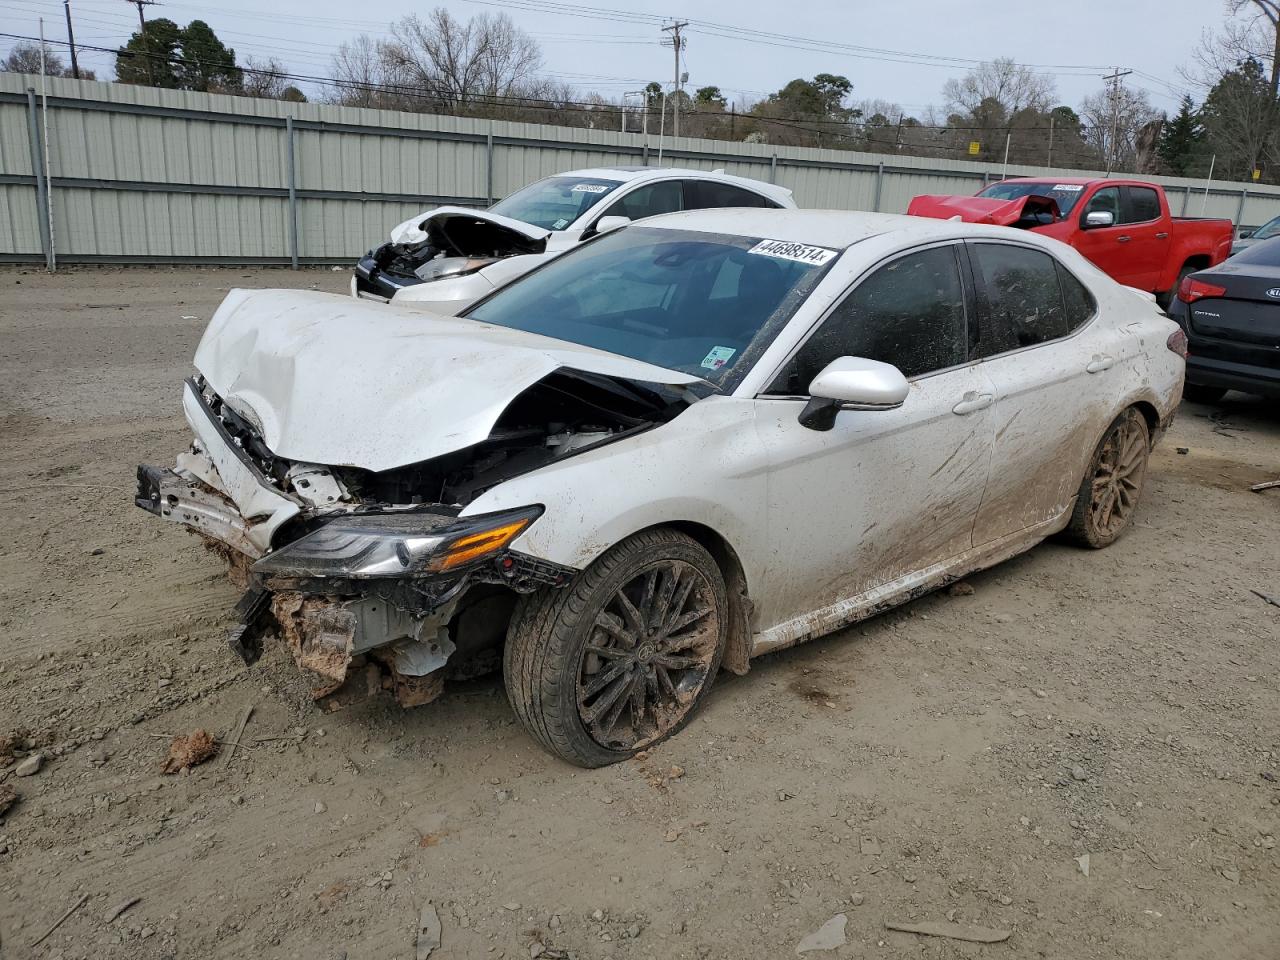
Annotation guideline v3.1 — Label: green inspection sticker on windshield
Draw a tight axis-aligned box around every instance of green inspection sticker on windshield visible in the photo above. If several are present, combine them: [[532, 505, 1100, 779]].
[[701, 346, 736, 370]]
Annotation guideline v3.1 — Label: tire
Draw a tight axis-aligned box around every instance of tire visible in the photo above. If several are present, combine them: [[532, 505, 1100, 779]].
[[1159, 263, 1195, 312], [1063, 408, 1151, 549], [504, 528, 728, 767], [1182, 382, 1227, 404]]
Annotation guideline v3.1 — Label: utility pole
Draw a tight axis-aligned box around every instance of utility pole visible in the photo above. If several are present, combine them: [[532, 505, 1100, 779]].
[[122, 0, 157, 84], [63, 0, 80, 79], [123, 0, 157, 35], [1102, 66, 1133, 175], [660, 21, 687, 140]]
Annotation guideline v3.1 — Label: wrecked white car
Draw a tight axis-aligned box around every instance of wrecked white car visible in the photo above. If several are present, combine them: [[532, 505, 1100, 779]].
[[138, 210, 1185, 767], [351, 166, 795, 312]]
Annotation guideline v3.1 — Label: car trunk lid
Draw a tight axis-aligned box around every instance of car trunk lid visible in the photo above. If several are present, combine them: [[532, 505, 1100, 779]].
[[1185, 264, 1280, 349]]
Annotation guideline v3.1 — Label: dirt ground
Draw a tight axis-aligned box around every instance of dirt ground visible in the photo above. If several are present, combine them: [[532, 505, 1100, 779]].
[[0, 265, 1277, 960]]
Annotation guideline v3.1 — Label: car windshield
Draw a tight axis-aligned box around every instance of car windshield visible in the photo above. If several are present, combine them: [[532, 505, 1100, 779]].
[[1230, 235, 1280, 266], [977, 181, 1086, 215], [465, 226, 839, 386], [1252, 215, 1280, 240], [488, 176, 622, 231]]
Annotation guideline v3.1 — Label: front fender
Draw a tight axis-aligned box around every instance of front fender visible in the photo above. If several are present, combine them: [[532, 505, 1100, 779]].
[[462, 396, 773, 596]]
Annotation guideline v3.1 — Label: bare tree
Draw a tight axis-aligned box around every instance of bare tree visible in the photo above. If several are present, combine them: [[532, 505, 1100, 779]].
[[379, 8, 542, 109], [1080, 85, 1159, 171], [238, 56, 305, 101], [942, 58, 1057, 116], [2, 41, 66, 75]]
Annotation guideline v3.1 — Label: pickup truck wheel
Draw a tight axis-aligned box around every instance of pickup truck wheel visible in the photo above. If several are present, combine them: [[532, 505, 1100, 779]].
[[504, 529, 727, 767], [1064, 408, 1150, 549], [1182, 383, 1227, 404]]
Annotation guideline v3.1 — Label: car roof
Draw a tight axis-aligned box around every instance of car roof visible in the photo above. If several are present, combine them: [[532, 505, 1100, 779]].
[[636, 208, 1072, 251], [555, 166, 794, 205]]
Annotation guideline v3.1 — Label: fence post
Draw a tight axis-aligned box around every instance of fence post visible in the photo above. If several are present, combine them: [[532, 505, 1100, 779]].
[[642, 142, 649, 166], [873, 161, 885, 212], [770, 153, 777, 184], [285, 116, 299, 270], [1235, 187, 1248, 227], [25, 87, 53, 271], [1182, 185, 1191, 216], [486, 123, 495, 206]]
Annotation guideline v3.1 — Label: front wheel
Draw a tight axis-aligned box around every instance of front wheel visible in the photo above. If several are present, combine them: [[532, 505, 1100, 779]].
[[504, 529, 728, 767], [1063, 408, 1151, 549]]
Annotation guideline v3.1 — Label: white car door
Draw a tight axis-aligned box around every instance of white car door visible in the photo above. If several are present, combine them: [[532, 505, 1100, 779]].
[[966, 241, 1127, 542], [750, 243, 997, 639]]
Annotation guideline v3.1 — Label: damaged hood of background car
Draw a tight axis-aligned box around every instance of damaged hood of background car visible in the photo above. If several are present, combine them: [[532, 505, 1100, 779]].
[[193, 289, 701, 473], [906, 193, 1061, 227], [388, 206, 552, 248]]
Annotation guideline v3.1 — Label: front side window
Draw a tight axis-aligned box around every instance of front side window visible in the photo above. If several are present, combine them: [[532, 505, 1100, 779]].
[[489, 176, 623, 231], [604, 181, 684, 222], [465, 227, 837, 386], [1125, 186, 1161, 224], [971, 243, 1070, 353], [1082, 186, 1122, 224], [769, 245, 968, 394], [685, 180, 778, 210], [1252, 215, 1280, 241]]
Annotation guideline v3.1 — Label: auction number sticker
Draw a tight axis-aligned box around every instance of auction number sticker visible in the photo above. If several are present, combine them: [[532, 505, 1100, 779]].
[[571, 183, 610, 193], [1051, 184, 1084, 192], [749, 239, 837, 265]]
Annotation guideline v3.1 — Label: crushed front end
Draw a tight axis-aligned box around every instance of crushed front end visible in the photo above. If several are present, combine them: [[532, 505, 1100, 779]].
[[136, 376, 583, 709]]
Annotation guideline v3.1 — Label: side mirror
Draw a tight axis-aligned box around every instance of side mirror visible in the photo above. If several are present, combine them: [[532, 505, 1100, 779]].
[[595, 216, 631, 234], [799, 357, 910, 431], [1084, 210, 1115, 229], [1239, 229, 1254, 239]]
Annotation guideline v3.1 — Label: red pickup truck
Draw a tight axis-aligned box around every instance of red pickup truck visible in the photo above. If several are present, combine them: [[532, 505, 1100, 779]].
[[908, 177, 1233, 305]]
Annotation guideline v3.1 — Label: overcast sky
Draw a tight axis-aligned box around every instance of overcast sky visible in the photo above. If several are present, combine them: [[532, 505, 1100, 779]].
[[2, 0, 1225, 115]]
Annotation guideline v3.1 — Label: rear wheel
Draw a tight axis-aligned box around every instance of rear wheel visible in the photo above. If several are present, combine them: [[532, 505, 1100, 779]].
[[1182, 382, 1227, 404], [1159, 263, 1196, 312], [1064, 408, 1151, 549], [504, 529, 727, 767]]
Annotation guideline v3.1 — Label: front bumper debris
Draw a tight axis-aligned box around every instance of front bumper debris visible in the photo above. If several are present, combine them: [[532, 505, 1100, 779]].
[[136, 464, 267, 559]]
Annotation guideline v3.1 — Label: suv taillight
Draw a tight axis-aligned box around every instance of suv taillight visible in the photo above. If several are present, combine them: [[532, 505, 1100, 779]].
[[1166, 328, 1188, 358], [1177, 276, 1226, 303]]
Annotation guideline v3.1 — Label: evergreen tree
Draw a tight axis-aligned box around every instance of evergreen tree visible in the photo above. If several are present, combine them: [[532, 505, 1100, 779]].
[[1157, 95, 1204, 176]]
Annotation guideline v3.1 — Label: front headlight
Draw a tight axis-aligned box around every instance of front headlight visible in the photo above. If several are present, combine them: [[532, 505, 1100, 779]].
[[252, 506, 542, 579], [414, 256, 498, 283]]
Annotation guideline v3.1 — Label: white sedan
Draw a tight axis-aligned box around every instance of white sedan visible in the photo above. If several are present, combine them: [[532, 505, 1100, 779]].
[[138, 210, 1185, 767], [351, 166, 795, 313]]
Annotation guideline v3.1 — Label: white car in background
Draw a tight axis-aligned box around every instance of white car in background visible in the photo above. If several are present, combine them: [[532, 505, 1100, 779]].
[[351, 166, 795, 312], [140, 210, 1184, 767]]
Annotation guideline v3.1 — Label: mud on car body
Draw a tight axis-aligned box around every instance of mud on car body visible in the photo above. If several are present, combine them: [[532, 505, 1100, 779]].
[[138, 210, 1185, 767]]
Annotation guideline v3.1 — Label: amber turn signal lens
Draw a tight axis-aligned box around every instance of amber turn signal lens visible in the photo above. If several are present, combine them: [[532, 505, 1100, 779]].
[[432, 517, 533, 571]]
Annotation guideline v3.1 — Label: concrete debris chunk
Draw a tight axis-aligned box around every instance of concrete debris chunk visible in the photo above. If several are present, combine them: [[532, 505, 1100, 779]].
[[417, 901, 442, 960], [795, 914, 847, 954]]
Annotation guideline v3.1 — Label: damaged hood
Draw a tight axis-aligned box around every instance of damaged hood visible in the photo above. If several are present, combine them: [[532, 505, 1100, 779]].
[[193, 289, 698, 473], [388, 206, 552, 247], [906, 194, 1061, 226]]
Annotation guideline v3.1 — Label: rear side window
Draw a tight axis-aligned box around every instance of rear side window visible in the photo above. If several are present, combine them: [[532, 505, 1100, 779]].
[[1057, 263, 1097, 328], [1126, 186, 1161, 224], [770, 245, 967, 392], [685, 180, 778, 210], [971, 243, 1069, 353]]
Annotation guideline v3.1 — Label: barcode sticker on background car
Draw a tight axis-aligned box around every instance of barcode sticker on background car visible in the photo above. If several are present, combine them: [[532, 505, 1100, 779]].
[[571, 183, 610, 193], [1051, 184, 1084, 192], [701, 346, 736, 370], [748, 239, 838, 265]]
